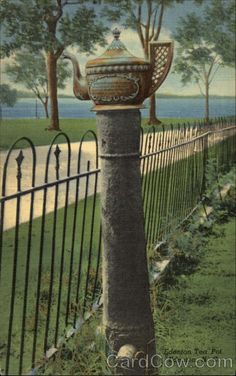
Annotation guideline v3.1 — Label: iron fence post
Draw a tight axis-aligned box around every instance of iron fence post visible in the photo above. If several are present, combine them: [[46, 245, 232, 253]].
[[201, 132, 209, 197]]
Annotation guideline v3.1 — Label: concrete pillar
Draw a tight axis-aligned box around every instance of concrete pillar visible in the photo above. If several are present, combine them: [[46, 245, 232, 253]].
[[96, 109, 156, 375]]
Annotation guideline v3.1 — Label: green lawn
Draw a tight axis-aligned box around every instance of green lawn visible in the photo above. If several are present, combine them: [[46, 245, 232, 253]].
[[0, 118, 97, 150], [0, 117, 199, 150], [0, 195, 102, 375], [39, 217, 236, 376], [1, 121, 233, 375], [0, 152, 200, 375], [155, 218, 236, 375]]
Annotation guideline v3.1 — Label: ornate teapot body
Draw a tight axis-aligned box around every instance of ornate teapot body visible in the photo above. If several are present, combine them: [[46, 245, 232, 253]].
[[64, 28, 173, 109]]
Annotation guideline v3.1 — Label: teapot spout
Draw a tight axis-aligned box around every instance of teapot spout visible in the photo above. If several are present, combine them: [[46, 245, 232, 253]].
[[62, 51, 89, 100], [148, 42, 174, 98]]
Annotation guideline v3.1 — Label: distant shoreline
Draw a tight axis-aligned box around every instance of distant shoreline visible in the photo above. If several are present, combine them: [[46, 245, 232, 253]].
[[16, 93, 235, 100], [2, 96, 234, 121]]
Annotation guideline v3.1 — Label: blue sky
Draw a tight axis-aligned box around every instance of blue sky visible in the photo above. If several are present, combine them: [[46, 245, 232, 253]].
[[2, 0, 235, 97]]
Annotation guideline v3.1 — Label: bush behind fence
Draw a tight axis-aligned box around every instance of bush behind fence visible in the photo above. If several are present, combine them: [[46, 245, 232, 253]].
[[0, 116, 235, 375]]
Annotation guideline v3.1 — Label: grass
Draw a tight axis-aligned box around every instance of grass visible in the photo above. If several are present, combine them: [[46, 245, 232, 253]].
[[0, 195, 102, 375], [0, 118, 97, 150], [34, 163, 236, 375], [40, 161, 236, 375], [37, 310, 110, 376], [0, 117, 200, 150], [1, 122, 234, 374], [1, 143, 231, 374], [154, 218, 236, 375], [38, 216, 236, 375], [0, 135, 200, 375], [0, 152, 198, 375]]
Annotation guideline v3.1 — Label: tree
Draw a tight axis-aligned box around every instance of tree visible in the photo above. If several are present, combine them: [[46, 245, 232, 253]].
[[0, 0, 108, 130], [173, 0, 235, 122], [102, 0, 185, 125], [5, 50, 70, 118]]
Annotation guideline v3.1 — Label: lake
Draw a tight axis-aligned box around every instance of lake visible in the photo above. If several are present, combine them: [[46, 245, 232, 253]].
[[1, 97, 235, 119]]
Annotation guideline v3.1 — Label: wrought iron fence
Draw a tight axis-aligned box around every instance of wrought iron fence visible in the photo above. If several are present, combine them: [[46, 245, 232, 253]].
[[0, 131, 102, 376], [140, 116, 236, 245], [0, 116, 235, 375]]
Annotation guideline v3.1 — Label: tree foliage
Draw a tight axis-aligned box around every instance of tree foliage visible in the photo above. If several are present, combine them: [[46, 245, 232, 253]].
[[173, 0, 235, 120], [173, 0, 235, 85], [0, 0, 109, 128], [204, 0, 235, 66], [5, 51, 70, 118], [0, 0, 108, 58], [0, 84, 18, 107]]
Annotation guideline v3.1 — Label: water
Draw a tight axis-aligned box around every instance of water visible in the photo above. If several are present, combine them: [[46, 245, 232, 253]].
[[1, 97, 235, 119]]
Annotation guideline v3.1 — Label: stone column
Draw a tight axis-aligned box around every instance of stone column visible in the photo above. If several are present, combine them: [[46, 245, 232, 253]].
[[96, 109, 156, 375]]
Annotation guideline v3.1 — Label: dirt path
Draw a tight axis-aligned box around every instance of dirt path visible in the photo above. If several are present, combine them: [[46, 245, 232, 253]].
[[0, 128, 230, 231], [0, 140, 99, 231]]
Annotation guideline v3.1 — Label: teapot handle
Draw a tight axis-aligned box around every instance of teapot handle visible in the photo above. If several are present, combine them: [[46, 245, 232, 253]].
[[148, 42, 174, 98]]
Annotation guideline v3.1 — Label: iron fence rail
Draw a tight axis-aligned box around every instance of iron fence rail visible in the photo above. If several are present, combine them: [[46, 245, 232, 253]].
[[0, 116, 235, 375]]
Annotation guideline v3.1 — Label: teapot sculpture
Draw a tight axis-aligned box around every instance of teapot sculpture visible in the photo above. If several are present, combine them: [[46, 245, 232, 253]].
[[63, 28, 173, 109]]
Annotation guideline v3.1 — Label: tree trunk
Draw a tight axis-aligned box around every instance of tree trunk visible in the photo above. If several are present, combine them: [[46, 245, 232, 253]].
[[38, 96, 49, 118], [143, 48, 161, 126], [43, 98, 49, 118], [147, 94, 162, 125], [47, 52, 60, 130], [205, 82, 209, 124]]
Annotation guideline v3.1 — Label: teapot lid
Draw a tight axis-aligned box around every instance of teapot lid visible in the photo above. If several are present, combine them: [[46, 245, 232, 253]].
[[86, 28, 148, 69]]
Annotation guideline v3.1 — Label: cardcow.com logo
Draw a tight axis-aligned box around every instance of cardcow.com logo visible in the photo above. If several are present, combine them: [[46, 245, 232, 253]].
[[107, 352, 233, 370]]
